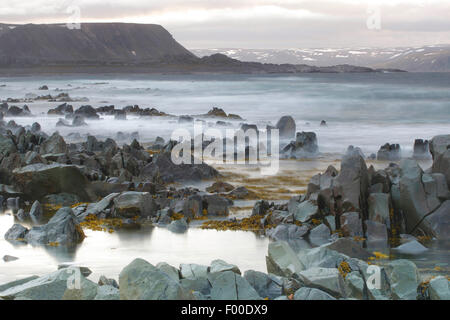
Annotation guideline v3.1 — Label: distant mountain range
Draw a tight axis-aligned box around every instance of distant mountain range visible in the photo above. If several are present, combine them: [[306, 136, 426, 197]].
[[192, 45, 450, 72], [0, 23, 403, 74]]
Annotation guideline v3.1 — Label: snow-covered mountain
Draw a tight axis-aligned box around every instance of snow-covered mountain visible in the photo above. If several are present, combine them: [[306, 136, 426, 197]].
[[191, 45, 450, 72]]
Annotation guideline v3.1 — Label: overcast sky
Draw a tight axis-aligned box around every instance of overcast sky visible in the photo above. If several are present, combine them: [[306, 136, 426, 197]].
[[1, 0, 449, 49]]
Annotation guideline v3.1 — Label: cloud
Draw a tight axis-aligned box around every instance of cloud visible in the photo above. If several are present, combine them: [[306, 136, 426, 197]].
[[0, 0, 449, 48]]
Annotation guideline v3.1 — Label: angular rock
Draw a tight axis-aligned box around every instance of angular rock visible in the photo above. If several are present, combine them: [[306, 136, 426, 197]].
[[365, 220, 388, 242], [4, 224, 28, 241], [275, 116, 296, 140], [210, 259, 241, 275], [266, 241, 305, 277], [243, 270, 283, 300], [294, 287, 336, 300], [385, 259, 420, 300], [297, 267, 348, 298], [292, 200, 319, 223], [210, 271, 261, 300], [368, 193, 391, 228], [113, 192, 158, 218], [428, 276, 450, 300], [425, 200, 450, 240], [392, 240, 429, 255], [167, 218, 188, 233], [119, 258, 193, 300], [94, 285, 120, 300]]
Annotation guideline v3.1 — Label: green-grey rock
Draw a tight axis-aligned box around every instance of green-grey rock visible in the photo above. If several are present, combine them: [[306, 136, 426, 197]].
[[210, 271, 261, 300]]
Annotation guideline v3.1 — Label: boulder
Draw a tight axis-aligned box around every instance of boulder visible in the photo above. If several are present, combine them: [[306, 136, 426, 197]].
[[25, 207, 85, 246], [292, 200, 319, 223], [340, 212, 363, 237], [29, 200, 43, 221], [368, 193, 391, 228], [282, 132, 319, 158], [0, 267, 96, 300], [275, 116, 296, 140], [39, 132, 67, 154], [297, 267, 348, 298], [94, 285, 120, 300], [139, 152, 219, 183], [112, 192, 158, 218], [413, 139, 431, 160], [324, 238, 372, 260], [156, 262, 180, 282], [4, 224, 28, 241], [365, 220, 388, 242], [12, 163, 92, 201], [74, 105, 99, 119], [203, 195, 231, 216], [399, 159, 434, 234], [167, 218, 188, 233], [210, 259, 240, 275], [377, 143, 401, 161], [72, 115, 87, 127], [425, 200, 450, 240], [266, 241, 305, 277], [294, 287, 336, 300], [206, 181, 234, 193], [309, 223, 331, 245], [430, 134, 450, 186], [119, 258, 194, 300], [180, 263, 209, 279], [0, 134, 17, 157], [243, 270, 283, 300], [98, 275, 119, 288], [385, 259, 420, 300], [210, 271, 261, 300], [428, 276, 450, 300]]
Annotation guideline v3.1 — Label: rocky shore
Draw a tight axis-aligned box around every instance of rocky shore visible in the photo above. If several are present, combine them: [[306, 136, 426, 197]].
[[0, 101, 449, 300]]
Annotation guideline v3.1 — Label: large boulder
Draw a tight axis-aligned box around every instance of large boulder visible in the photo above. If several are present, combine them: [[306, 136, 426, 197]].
[[112, 192, 158, 218], [139, 152, 219, 183], [282, 132, 318, 158], [266, 241, 305, 277], [428, 276, 450, 300], [292, 200, 319, 223], [399, 160, 434, 235], [377, 143, 401, 161], [275, 116, 296, 140], [333, 150, 369, 219], [4, 224, 28, 241], [0, 267, 96, 300], [25, 207, 85, 246], [39, 132, 67, 155], [425, 200, 450, 240], [119, 258, 194, 300], [210, 271, 261, 300], [385, 259, 420, 300], [203, 194, 231, 216], [0, 134, 17, 158], [368, 193, 391, 228], [430, 134, 450, 186], [297, 267, 348, 298], [12, 163, 93, 201], [243, 270, 283, 299]]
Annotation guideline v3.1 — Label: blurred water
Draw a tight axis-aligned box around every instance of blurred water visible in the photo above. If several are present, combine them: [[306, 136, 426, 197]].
[[1, 72, 449, 156]]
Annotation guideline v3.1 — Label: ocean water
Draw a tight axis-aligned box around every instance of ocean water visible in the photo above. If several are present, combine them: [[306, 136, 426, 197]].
[[0, 72, 449, 285], [1, 72, 449, 156]]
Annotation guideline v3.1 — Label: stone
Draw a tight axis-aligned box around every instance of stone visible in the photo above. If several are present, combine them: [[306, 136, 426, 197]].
[[345, 271, 365, 300], [292, 200, 319, 223], [365, 220, 388, 242], [74, 105, 99, 119], [29, 200, 43, 221], [4, 224, 28, 241], [210, 271, 261, 300], [425, 200, 450, 240], [430, 134, 450, 186], [40, 132, 67, 154], [324, 238, 372, 260], [0, 134, 17, 157], [377, 143, 401, 161], [399, 159, 434, 234], [16, 209, 28, 221], [275, 116, 296, 139], [113, 191, 158, 218], [392, 240, 429, 255], [98, 275, 119, 288], [243, 270, 283, 300], [12, 163, 92, 201], [72, 115, 87, 127], [309, 223, 331, 245], [428, 276, 450, 300], [252, 200, 270, 216], [0, 267, 96, 300], [413, 139, 431, 159], [206, 181, 234, 193], [180, 278, 211, 296], [266, 241, 305, 277], [25, 207, 85, 246], [297, 267, 348, 298], [94, 285, 120, 300], [0, 276, 39, 293], [385, 259, 420, 300], [293, 287, 336, 300], [204, 195, 230, 216], [210, 259, 241, 275], [340, 212, 363, 237], [156, 262, 180, 282], [368, 193, 391, 228], [167, 218, 188, 233], [3, 255, 19, 262], [119, 258, 193, 300], [58, 264, 92, 277], [180, 263, 209, 279]]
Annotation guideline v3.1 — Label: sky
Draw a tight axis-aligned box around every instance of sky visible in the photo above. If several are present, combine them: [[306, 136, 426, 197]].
[[0, 0, 449, 49]]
